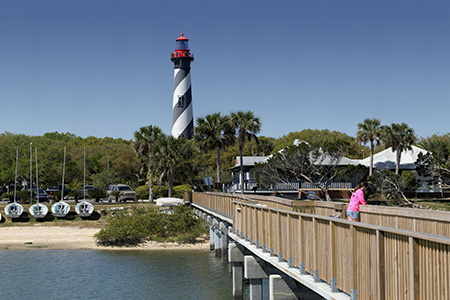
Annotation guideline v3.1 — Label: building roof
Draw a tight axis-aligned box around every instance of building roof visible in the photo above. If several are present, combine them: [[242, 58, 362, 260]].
[[232, 156, 269, 168], [356, 145, 428, 170], [230, 145, 428, 171]]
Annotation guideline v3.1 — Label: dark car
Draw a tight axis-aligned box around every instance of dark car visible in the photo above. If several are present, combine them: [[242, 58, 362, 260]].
[[28, 188, 50, 201], [78, 185, 96, 196], [46, 186, 71, 198]]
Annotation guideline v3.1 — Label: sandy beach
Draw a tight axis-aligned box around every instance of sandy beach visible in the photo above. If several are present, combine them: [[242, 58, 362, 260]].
[[0, 225, 210, 251]]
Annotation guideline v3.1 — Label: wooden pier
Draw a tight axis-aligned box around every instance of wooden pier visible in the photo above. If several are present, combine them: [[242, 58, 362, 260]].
[[186, 191, 450, 300]]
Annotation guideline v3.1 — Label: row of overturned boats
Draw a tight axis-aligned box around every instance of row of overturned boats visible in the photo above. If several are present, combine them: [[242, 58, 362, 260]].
[[1, 146, 94, 222]]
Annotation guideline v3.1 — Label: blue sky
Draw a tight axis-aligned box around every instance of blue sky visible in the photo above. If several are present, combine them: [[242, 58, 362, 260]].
[[1, 0, 449, 141]]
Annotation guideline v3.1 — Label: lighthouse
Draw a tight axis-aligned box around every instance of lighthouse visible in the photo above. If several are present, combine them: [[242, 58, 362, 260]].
[[171, 33, 194, 139]]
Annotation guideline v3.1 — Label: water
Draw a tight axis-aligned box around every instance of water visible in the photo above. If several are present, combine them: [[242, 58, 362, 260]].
[[0, 250, 248, 300]]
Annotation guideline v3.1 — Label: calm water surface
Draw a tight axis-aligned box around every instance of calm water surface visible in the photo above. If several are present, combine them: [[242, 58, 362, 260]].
[[0, 250, 249, 300]]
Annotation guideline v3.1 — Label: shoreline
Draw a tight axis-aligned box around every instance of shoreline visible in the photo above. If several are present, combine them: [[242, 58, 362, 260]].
[[0, 225, 210, 251]]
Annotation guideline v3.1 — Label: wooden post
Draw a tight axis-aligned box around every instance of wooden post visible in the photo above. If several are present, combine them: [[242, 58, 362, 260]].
[[409, 236, 420, 300], [286, 213, 291, 264], [351, 224, 358, 298], [376, 230, 385, 300], [277, 211, 281, 259], [330, 220, 337, 292], [313, 217, 317, 277], [298, 215, 304, 272]]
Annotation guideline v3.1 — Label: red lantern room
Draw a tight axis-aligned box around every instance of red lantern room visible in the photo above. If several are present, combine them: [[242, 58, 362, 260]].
[[171, 33, 194, 59]]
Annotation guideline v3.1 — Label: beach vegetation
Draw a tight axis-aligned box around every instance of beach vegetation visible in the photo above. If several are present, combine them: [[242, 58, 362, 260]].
[[94, 205, 207, 246]]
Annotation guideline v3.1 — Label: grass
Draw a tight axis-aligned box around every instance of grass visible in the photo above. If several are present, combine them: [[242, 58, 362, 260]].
[[410, 198, 450, 211]]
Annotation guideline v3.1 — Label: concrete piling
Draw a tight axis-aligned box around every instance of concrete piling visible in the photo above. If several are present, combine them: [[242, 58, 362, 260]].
[[269, 274, 299, 300], [229, 243, 245, 300], [244, 256, 268, 300]]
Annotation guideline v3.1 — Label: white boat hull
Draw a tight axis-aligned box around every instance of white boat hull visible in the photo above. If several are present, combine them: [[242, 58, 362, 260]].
[[155, 197, 184, 207], [29, 203, 49, 218], [4, 203, 24, 218], [51, 201, 71, 218], [75, 201, 94, 217]]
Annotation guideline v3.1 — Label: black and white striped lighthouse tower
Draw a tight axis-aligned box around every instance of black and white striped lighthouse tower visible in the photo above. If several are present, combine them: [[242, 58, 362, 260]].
[[171, 33, 194, 139]]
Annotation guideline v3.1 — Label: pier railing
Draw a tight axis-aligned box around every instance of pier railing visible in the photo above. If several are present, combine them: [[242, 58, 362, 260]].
[[233, 201, 450, 300], [359, 205, 450, 238], [186, 191, 450, 299], [186, 191, 450, 239]]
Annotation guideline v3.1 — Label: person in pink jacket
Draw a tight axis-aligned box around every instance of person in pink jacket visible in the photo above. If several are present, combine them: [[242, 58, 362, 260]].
[[347, 182, 368, 222]]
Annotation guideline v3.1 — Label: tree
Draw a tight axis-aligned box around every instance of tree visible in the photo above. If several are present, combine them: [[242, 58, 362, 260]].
[[250, 136, 275, 156], [367, 170, 418, 207], [381, 123, 417, 174], [272, 129, 363, 158], [418, 135, 450, 177], [356, 118, 382, 176], [194, 113, 235, 185], [230, 111, 261, 194], [150, 135, 193, 197], [133, 125, 163, 201], [256, 141, 348, 201]]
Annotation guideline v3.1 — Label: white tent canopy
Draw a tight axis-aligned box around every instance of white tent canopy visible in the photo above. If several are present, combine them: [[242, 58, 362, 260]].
[[356, 145, 428, 170]]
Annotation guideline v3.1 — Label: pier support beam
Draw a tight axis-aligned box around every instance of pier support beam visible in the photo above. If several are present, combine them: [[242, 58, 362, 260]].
[[209, 225, 215, 250], [215, 228, 222, 257], [244, 256, 268, 300], [220, 222, 229, 262], [269, 274, 299, 300], [229, 243, 245, 300]]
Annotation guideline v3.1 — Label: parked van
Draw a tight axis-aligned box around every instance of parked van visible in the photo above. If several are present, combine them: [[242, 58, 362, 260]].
[[107, 184, 137, 202]]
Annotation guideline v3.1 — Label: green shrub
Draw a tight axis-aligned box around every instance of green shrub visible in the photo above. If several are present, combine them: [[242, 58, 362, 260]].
[[401, 171, 417, 191], [89, 189, 107, 201], [135, 185, 169, 200], [2, 193, 12, 200], [153, 185, 168, 198], [172, 184, 191, 198], [95, 205, 207, 246], [18, 190, 32, 204], [135, 185, 150, 199]]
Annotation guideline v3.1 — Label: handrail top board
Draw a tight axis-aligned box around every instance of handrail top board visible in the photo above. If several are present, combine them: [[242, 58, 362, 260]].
[[202, 191, 450, 223], [204, 192, 345, 209], [233, 200, 450, 245], [360, 204, 450, 222]]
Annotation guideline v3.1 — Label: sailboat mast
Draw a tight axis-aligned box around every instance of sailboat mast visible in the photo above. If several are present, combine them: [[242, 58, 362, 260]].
[[13, 147, 18, 203], [30, 143, 33, 204], [62, 147, 66, 201], [35, 147, 39, 204], [83, 146, 86, 201]]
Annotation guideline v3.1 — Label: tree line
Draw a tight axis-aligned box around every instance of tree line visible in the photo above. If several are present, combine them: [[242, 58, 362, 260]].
[[1, 115, 448, 203]]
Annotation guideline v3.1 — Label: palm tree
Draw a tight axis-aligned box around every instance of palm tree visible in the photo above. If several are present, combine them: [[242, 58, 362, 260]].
[[194, 113, 235, 186], [381, 123, 416, 174], [133, 125, 163, 201], [151, 135, 193, 197], [230, 111, 261, 194], [356, 118, 382, 176]]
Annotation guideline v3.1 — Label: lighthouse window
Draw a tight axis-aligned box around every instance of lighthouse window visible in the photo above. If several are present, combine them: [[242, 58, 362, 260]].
[[176, 40, 189, 50], [177, 95, 184, 107]]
